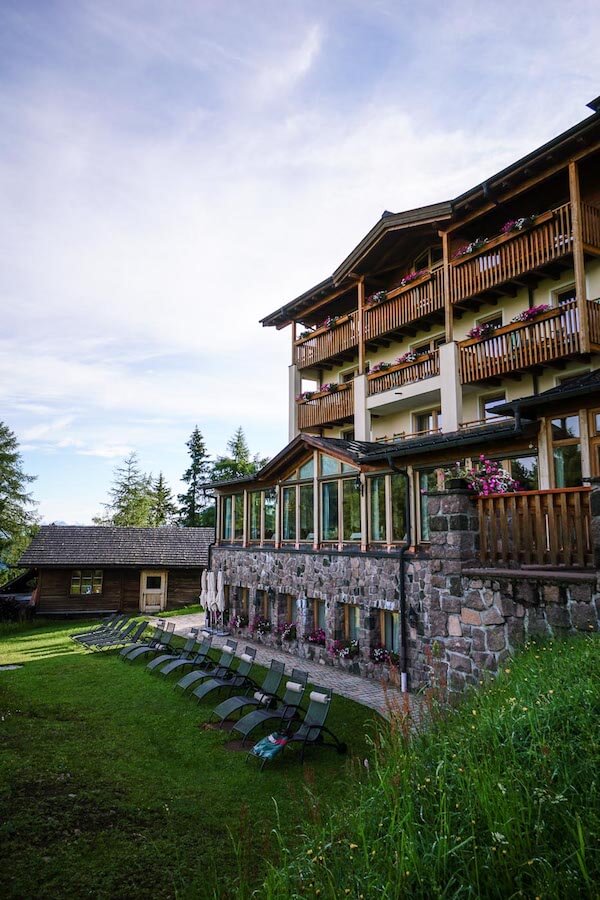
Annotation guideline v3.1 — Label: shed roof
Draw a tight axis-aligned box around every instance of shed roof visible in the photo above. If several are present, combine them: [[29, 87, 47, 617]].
[[493, 368, 600, 416], [19, 526, 214, 568]]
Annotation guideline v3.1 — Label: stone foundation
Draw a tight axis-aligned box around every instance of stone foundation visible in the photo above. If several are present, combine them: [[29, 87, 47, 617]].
[[212, 483, 600, 694]]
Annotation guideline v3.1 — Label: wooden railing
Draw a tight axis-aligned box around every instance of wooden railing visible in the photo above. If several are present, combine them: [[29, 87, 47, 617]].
[[459, 300, 579, 384], [582, 201, 600, 249], [294, 312, 358, 369], [297, 382, 354, 428], [451, 203, 573, 304], [364, 269, 444, 340], [477, 487, 592, 568], [587, 298, 600, 347], [367, 350, 440, 396]]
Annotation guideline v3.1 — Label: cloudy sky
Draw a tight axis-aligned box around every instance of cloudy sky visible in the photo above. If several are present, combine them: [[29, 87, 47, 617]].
[[2, 0, 600, 523]]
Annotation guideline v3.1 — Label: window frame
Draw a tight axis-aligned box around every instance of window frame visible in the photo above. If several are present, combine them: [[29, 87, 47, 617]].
[[70, 569, 103, 596]]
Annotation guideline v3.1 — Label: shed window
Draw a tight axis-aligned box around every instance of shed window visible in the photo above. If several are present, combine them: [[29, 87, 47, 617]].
[[70, 569, 103, 595], [145, 575, 162, 590]]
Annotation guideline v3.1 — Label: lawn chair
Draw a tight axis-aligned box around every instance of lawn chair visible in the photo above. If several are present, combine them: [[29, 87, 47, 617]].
[[146, 628, 199, 672], [191, 647, 256, 704], [231, 670, 308, 745], [175, 640, 237, 693], [86, 618, 141, 649], [155, 632, 213, 677], [211, 660, 285, 726], [77, 614, 130, 646], [72, 612, 122, 642], [123, 621, 176, 662], [91, 619, 149, 651], [285, 687, 347, 763]]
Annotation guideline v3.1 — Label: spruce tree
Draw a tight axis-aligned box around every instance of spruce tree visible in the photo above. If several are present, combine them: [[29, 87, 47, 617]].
[[178, 426, 211, 527], [0, 421, 37, 584], [149, 472, 177, 526], [95, 452, 153, 526], [211, 426, 269, 482]]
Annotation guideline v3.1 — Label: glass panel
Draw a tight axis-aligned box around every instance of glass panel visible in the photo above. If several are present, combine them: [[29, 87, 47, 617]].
[[594, 412, 600, 435], [299, 484, 314, 541], [299, 459, 314, 479], [263, 489, 276, 539], [321, 455, 340, 476], [249, 492, 261, 541], [81, 571, 93, 595], [384, 612, 400, 652], [507, 455, 539, 491], [222, 496, 232, 541], [316, 600, 326, 630], [342, 479, 361, 541], [92, 571, 103, 594], [551, 415, 580, 440], [391, 474, 407, 542], [419, 469, 438, 541], [282, 486, 296, 541], [415, 412, 433, 433], [483, 394, 506, 420], [348, 606, 360, 640], [70, 571, 81, 595], [146, 575, 162, 590], [341, 462, 358, 473], [369, 476, 386, 541], [321, 481, 339, 541], [553, 444, 582, 487], [233, 494, 244, 540]]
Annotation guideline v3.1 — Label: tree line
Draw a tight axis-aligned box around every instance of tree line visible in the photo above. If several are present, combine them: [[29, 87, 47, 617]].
[[93, 425, 268, 528]]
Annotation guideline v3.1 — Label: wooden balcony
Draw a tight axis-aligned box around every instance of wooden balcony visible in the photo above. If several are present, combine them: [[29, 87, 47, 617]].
[[367, 350, 440, 396], [294, 312, 358, 369], [477, 487, 592, 568], [297, 382, 354, 429], [450, 201, 600, 305], [459, 300, 582, 384], [363, 269, 444, 342]]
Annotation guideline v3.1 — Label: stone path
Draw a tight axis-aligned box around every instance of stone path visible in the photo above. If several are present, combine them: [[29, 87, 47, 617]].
[[151, 614, 423, 721]]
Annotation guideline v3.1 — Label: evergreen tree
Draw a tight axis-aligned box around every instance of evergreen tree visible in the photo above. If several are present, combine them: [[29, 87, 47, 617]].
[[0, 421, 37, 584], [94, 452, 153, 526], [178, 426, 211, 527], [149, 472, 177, 526], [210, 426, 269, 482]]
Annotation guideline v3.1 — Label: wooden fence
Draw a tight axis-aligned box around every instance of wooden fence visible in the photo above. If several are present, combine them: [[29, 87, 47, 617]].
[[294, 313, 358, 369], [477, 487, 593, 568], [367, 351, 440, 396], [297, 382, 354, 428], [364, 270, 444, 340]]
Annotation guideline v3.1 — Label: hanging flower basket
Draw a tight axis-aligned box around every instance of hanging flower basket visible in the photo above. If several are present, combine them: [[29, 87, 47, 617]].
[[369, 361, 392, 374], [510, 303, 551, 324], [366, 290, 388, 306], [398, 269, 428, 287], [320, 382, 339, 394], [501, 214, 537, 234]]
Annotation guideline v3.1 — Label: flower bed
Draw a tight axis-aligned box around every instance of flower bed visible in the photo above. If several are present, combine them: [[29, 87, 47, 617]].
[[370, 644, 400, 666], [329, 639, 360, 660], [465, 304, 551, 340], [250, 616, 272, 636], [306, 627, 326, 646], [444, 455, 520, 496]]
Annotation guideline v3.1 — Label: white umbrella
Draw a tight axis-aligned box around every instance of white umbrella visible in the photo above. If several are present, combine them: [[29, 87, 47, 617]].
[[216, 570, 225, 614], [200, 569, 208, 608], [206, 571, 217, 627]]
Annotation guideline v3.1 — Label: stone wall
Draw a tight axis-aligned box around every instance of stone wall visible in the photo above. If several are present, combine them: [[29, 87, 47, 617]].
[[212, 482, 600, 694]]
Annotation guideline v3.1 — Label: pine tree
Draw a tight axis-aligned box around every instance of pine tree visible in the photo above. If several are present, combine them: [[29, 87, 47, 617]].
[[94, 452, 153, 526], [210, 427, 269, 482], [178, 426, 211, 527], [0, 421, 37, 584], [149, 472, 177, 526]]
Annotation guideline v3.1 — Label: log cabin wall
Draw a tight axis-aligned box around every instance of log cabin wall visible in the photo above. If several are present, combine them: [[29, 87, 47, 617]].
[[167, 568, 202, 608]]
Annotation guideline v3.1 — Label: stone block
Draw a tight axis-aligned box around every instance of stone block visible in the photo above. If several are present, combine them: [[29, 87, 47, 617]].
[[448, 615, 462, 636], [570, 602, 598, 631], [545, 604, 571, 629], [481, 607, 504, 625], [471, 628, 486, 651], [447, 652, 472, 673], [429, 516, 448, 532], [464, 590, 486, 611], [568, 584, 593, 603], [486, 626, 506, 652], [446, 637, 470, 654], [441, 595, 462, 613], [471, 651, 498, 672], [449, 514, 470, 531], [461, 607, 481, 626], [428, 610, 448, 637], [506, 618, 525, 647]]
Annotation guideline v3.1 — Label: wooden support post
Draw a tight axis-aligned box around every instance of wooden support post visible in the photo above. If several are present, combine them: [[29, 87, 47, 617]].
[[242, 490, 248, 548], [569, 160, 590, 353], [291, 320, 297, 365], [441, 231, 453, 343], [357, 278, 365, 375]]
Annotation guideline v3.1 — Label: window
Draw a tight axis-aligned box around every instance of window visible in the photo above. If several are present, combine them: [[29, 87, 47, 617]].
[[299, 484, 314, 541], [311, 599, 326, 631], [321, 455, 341, 476], [342, 479, 362, 541], [344, 605, 360, 641], [221, 496, 233, 541], [321, 481, 339, 540], [369, 476, 387, 542], [391, 474, 407, 542], [411, 333, 445, 355], [239, 587, 249, 616], [256, 589, 269, 620], [381, 611, 400, 653], [414, 408, 442, 435], [282, 486, 297, 541], [233, 494, 244, 541], [341, 429, 355, 442], [418, 468, 444, 541], [249, 492, 261, 542], [590, 409, 600, 477], [340, 368, 357, 384], [70, 569, 103, 595], [506, 454, 539, 491], [299, 459, 314, 479], [145, 575, 162, 590], [481, 393, 506, 421], [554, 285, 576, 307], [264, 489, 276, 540], [414, 245, 443, 271], [552, 415, 582, 487]]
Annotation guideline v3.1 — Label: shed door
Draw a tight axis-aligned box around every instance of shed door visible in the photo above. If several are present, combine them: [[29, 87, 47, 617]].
[[139, 571, 168, 612]]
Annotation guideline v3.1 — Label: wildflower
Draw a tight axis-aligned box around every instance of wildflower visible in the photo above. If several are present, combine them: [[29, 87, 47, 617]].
[[349, 843, 358, 849]]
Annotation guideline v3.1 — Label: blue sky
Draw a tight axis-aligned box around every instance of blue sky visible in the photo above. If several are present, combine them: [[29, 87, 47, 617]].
[[2, 0, 600, 523]]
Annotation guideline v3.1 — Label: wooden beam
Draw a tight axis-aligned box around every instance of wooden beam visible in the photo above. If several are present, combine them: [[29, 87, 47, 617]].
[[569, 160, 590, 353], [441, 231, 453, 342], [358, 277, 365, 375]]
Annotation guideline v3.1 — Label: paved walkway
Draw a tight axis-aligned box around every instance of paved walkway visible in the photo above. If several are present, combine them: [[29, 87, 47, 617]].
[[151, 614, 423, 721]]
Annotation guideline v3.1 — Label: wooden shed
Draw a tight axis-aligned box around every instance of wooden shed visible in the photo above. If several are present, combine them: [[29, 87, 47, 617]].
[[18, 526, 214, 615]]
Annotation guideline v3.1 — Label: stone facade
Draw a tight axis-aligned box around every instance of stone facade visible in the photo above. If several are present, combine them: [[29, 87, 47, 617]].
[[212, 483, 600, 694]]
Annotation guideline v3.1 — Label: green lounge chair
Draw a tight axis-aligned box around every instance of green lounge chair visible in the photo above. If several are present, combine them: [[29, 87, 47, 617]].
[[77, 614, 130, 646], [87, 618, 141, 649], [231, 670, 308, 745], [191, 647, 257, 704], [146, 628, 199, 671], [211, 660, 285, 725], [92, 619, 149, 651], [155, 633, 213, 677], [124, 621, 176, 662], [72, 612, 122, 642], [175, 640, 238, 693], [286, 687, 347, 763]]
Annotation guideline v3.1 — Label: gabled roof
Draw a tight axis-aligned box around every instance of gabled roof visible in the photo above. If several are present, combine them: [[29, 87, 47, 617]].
[[19, 526, 214, 568], [493, 369, 600, 417]]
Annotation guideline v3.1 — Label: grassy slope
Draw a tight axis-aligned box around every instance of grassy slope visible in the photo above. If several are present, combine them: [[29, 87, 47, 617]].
[[0, 620, 376, 899], [263, 635, 600, 899]]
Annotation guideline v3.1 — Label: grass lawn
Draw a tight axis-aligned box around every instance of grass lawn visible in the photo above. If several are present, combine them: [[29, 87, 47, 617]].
[[0, 619, 377, 899]]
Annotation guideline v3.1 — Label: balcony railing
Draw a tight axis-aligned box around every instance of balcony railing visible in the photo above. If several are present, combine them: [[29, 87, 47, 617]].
[[364, 269, 444, 341], [297, 382, 354, 428], [294, 312, 358, 369], [367, 350, 440, 396], [450, 202, 575, 304], [477, 487, 592, 568], [459, 300, 580, 384]]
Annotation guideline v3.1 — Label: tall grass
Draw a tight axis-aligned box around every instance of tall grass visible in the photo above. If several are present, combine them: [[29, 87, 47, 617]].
[[262, 636, 600, 898]]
